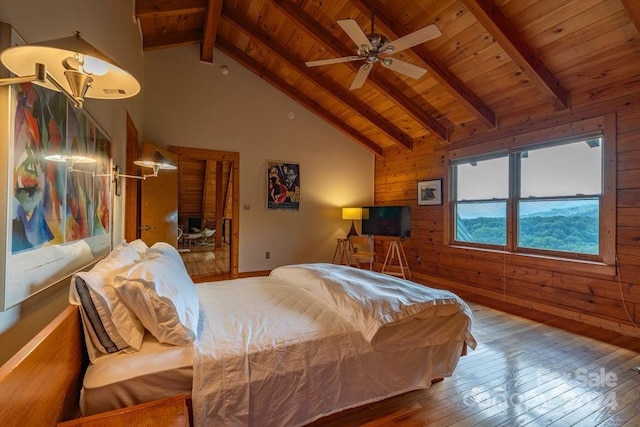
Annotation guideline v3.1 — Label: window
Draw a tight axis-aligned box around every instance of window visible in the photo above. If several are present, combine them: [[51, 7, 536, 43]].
[[450, 134, 607, 261]]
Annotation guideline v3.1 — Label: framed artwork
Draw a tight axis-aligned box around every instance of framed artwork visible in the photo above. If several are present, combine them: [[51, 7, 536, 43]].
[[0, 76, 112, 310], [417, 179, 443, 206], [267, 160, 299, 211]]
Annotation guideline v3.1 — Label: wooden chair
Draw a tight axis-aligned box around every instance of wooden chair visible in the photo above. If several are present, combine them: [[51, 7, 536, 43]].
[[348, 234, 375, 270]]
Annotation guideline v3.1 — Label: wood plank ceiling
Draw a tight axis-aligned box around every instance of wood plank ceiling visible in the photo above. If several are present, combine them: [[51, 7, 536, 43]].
[[135, 0, 640, 157]]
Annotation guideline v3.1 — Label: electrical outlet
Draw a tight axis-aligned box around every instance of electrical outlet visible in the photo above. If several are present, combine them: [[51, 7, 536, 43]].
[[266, 252, 270, 259]]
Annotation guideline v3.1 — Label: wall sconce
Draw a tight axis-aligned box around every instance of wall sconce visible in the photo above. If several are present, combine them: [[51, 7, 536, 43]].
[[114, 151, 177, 181], [45, 150, 177, 196], [342, 207, 362, 238], [0, 30, 140, 108]]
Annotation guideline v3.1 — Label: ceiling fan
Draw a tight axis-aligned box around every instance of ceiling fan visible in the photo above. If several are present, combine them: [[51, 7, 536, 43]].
[[305, 2, 441, 90]]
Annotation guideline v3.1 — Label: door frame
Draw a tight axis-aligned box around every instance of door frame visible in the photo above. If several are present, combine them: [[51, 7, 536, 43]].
[[168, 146, 239, 278]]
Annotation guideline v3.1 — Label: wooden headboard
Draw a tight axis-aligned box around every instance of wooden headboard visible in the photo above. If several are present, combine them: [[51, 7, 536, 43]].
[[0, 305, 87, 425]]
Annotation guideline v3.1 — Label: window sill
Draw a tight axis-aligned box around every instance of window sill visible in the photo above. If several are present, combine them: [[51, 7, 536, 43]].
[[448, 245, 616, 278]]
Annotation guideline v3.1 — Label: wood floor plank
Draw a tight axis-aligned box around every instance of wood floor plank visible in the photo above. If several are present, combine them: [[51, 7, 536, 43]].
[[307, 301, 640, 426]]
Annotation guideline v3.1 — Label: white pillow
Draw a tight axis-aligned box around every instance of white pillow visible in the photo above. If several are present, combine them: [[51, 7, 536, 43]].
[[146, 241, 183, 265], [115, 248, 199, 346], [69, 240, 147, 362]]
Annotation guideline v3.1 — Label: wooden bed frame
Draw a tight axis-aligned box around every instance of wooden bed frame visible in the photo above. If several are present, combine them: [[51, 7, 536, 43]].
[[0, 305, 87, 425]]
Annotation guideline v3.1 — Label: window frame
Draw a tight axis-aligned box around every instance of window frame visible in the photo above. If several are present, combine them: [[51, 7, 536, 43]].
[[445, 115, 616, 266]]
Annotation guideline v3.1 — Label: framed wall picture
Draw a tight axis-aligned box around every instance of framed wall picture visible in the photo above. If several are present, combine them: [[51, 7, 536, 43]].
[[0, 77, 112, 311], [267, 160, 300, 211], [417, 179, 443, 206]]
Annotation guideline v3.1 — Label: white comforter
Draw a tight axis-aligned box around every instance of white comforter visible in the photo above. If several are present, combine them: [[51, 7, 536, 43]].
[[270, 263, 476, 351], [192, 264, 475, 426]]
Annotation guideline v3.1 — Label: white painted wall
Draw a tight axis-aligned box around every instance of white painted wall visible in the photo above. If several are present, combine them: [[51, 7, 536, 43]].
[[144, 46, 374, 272], [0, 0, 144, 364]]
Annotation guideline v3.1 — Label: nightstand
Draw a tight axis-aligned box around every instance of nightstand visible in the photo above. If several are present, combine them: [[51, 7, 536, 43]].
[[58, 395, 191, 426]]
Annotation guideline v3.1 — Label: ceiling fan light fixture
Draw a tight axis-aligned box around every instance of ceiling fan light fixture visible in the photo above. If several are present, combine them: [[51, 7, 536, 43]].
[[305, 9, 439, 90]]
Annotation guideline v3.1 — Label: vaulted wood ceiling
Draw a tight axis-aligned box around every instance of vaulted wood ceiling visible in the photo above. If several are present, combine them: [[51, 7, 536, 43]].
[[135, 0, 640, 157]]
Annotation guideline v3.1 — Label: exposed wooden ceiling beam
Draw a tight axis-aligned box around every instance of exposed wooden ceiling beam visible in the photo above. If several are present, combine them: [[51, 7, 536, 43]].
[[135, 0, 207, 19], [621, 0, 640, 34], [223, 6, 413, 151], [142, 29, 203, 51], [461, 0, 569, 111], [201, 0, 224, 62], [269, 0, 448, 142], [349, 0, 496, 129], [215, 36, 384, 157]]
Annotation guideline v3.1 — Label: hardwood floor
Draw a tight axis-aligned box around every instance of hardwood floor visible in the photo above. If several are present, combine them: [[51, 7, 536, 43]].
[[308, 299, 640, 426], [178, 252, 640, 425], [179, 242, 231, 282]]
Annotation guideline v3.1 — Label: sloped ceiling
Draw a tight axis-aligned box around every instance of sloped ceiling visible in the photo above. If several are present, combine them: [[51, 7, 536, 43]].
[[135, 0, 640, 157]]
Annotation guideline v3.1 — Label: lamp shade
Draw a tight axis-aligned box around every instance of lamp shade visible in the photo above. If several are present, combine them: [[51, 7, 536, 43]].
[[342, 207, 362, 220], [0, 32, 140, 104], [134, 151, 177, 170], [44, 154, 96, 164]]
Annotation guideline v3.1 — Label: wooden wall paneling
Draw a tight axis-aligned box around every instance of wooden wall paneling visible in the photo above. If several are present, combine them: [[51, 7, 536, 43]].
[[215, 160, 223, 247], [376, 92, 640, 337]]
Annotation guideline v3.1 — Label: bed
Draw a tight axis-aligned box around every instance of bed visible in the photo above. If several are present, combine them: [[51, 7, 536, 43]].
[[2, 239, 476, 426]]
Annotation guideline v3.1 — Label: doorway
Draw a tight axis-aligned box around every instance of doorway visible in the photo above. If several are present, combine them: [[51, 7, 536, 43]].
[[168, 146, 239, 280]]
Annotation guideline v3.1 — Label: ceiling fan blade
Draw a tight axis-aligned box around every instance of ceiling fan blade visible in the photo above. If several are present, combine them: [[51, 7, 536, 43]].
[[305, 56, 364, 67], [383, 24, 441, 54], [350, 63, 373, 90], [380, 58, 427, 79], [338, 19, 373, 51]]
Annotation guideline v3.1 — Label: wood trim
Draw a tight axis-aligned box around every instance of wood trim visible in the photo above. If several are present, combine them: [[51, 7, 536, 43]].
[[215, 36, 384, 157], [135, 0, 207, 19], [125, 112, 140, 242], [200, 0, 223, 62], [349, 0, 496, 129], [446, 115, 616, 268], [268, 0, 448, 142], [215, 160, 224, 248], [222, 6, 414, 151], [621, 0, 640, 34], [461, 0, 569, 111], [601, 112, 617, 265], [142, 29, 203, 52], [0, 305, 86, 424], [168, 145, 240, 277]]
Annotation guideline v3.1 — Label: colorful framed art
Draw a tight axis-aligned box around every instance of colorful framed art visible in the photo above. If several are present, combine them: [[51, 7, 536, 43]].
[[267, 160, 300, 211], [0, 77, 112, 310]]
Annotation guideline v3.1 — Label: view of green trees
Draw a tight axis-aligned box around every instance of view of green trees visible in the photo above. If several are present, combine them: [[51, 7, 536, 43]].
[[457, 204, 599, 254]]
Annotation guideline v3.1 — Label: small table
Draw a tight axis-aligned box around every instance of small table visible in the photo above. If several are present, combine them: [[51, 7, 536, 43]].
[[332, 237, 351, 265]]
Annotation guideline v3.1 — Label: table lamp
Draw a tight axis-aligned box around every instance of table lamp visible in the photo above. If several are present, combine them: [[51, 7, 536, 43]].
[[342, 207, 362, 238]]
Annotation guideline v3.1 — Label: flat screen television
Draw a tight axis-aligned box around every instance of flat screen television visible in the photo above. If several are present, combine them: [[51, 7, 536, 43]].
[[361, 206, 411, 238]]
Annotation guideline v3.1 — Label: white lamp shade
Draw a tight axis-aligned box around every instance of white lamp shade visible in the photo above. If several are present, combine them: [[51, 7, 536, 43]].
[[0, 34, 140, 100], [342, 207, 362, 220], [134, 151, 177, 170], [44, 154, 96, 164]]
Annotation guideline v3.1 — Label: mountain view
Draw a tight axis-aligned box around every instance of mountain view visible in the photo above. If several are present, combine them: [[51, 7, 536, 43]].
[[456, 200, 599, 255]]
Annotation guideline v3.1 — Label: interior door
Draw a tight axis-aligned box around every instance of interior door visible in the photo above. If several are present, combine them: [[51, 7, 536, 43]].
[[140, 142, 179, 247]]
